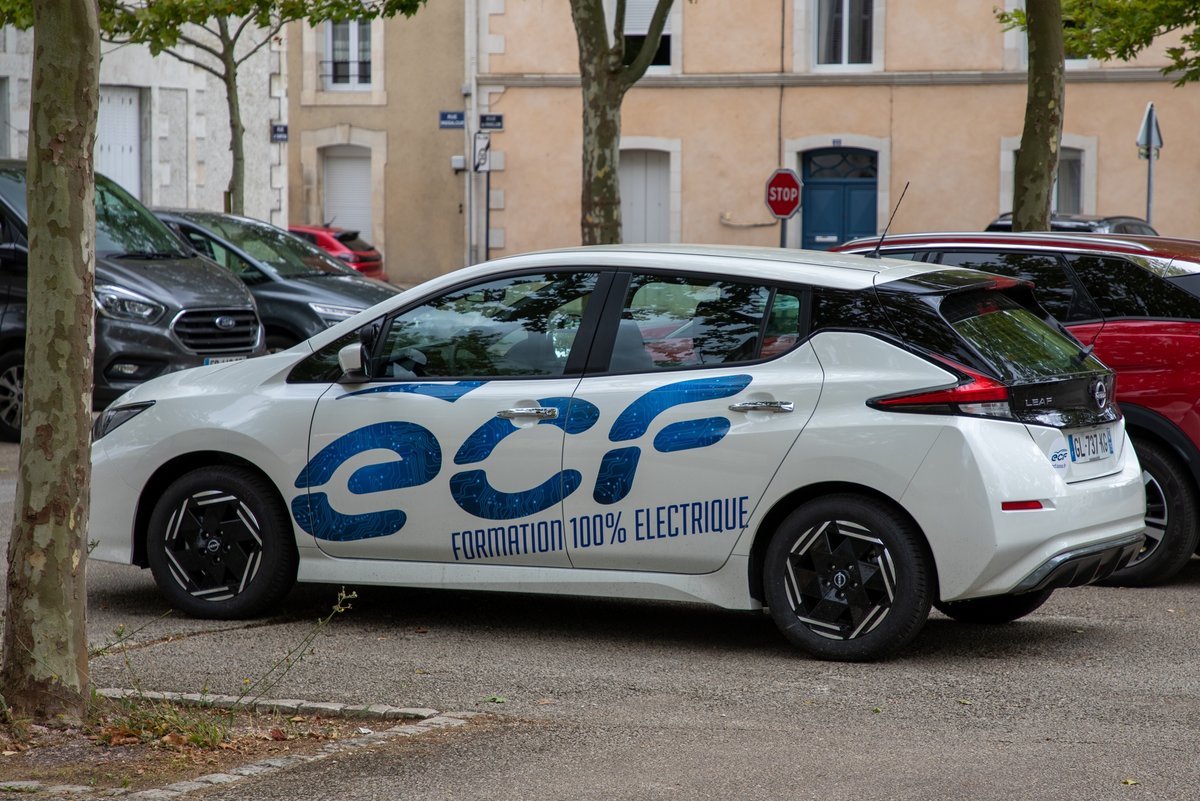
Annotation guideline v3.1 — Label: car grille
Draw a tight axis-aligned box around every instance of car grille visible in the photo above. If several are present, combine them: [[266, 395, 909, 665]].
[[172, 309, 260, 354]]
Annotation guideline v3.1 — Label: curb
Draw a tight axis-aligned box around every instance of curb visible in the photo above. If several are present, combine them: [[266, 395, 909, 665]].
[[2, 689, 483, 799]]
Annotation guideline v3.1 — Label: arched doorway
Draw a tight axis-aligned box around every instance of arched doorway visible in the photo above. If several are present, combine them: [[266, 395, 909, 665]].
[[801, 147, 877, 250]]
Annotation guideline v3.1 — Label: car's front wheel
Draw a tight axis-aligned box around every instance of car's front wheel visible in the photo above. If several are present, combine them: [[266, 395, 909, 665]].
[[146, 465, 298, 619], [933, 588, 1054, 624], [0, 350, 24, 442], [763, 495, 932, 661], [1104, 439, 1198, 587]]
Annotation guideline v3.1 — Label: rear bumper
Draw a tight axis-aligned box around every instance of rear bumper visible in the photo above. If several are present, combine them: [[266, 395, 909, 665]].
[[1011, 532, 1144, 594]]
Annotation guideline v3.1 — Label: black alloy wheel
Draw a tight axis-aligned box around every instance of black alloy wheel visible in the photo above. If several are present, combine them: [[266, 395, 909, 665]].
[[1104, 439, 1198, 586], [147, 466, 297, 618], [763, 495, 932, 661], [0, 350, 23, 442]]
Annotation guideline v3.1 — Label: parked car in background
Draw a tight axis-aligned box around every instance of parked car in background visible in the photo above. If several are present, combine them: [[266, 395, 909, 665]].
[[157, 211, 401, 352], [289, 224, 386, 281], [89, 245, 1144, 661], [986, 213, 1159, 236], [835, 231, 1200, 585], [0, 161, 262, 441]]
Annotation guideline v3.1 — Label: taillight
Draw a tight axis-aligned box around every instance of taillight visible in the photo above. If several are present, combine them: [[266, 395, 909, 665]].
[[869, 360, 1014, 420]]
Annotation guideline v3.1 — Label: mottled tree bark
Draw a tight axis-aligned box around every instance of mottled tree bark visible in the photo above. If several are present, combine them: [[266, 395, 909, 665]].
[[570, 0, 674, 245], [1013, 0, 1065, 232], [0, 0, 99, 721]]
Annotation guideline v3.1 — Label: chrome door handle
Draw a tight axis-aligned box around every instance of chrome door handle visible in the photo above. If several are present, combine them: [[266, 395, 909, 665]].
[[497, 407, 559, 420], [729, 401, 794, 414]]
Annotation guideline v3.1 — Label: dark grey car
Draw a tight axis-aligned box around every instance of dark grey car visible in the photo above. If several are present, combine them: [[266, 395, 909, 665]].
[[0, 162, 263, 440], [155, 211, 400, 351]]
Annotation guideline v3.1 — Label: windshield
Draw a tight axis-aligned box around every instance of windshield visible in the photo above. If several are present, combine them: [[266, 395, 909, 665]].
[[0, 165, 186, 258], [193, 216, 357, 278]]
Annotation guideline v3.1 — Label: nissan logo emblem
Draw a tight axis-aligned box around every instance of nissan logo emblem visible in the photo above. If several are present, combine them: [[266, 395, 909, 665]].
[[1090, 377, 1108, 411], [214, 315, 237, 331]]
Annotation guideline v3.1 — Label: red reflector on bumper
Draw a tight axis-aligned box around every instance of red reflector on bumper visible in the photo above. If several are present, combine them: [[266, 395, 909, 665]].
[[1002, 500, 1044, 511]]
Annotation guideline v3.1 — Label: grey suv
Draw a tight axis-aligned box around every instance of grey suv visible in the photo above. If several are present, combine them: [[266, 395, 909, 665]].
[[0, 161, 263, 440]]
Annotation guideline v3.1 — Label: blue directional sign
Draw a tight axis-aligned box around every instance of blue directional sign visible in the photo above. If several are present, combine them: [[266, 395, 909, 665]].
[[480, 114, 504, 131]]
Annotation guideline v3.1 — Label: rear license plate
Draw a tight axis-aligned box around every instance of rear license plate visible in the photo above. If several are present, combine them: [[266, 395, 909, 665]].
[[1068, 427, 1114, 463], [203, 355, 247, 366]]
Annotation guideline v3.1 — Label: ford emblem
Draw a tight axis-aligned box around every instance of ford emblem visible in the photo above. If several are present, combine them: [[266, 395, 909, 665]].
[[1090, 377, 1108, 411], [214, 315, 237, 331]]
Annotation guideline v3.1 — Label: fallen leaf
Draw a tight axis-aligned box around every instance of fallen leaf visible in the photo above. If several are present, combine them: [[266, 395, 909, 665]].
[[1121, 778, 1140, 786], [871, 707, 883, 714], [536, 698, 556, 705], [160, 733, 187, 747], [2, 750, 18, 756], [269, 728, 288, 741], [957, 699, 973, 706], [414, 626, 429, 634], [289, 716, 306, 722], [486, 696, 508, 704]]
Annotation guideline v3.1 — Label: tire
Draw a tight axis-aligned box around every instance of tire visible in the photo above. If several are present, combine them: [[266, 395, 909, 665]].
[[933, 588, 1054, 625], [763, 495, 932, 661], [0, 350, 23, 442], [1104, 439, 1199, 587], [146, 465, 298, 619]]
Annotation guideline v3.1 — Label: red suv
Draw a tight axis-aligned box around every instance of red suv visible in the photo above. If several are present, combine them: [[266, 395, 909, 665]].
[[289, 224, 386, 281], [836, 232, 1200, 585]]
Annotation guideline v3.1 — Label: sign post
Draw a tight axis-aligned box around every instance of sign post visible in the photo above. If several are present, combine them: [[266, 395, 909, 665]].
[[474, 132, 492, 260], [765, 169, 802, 247], [1136, 102, 1163, 225]]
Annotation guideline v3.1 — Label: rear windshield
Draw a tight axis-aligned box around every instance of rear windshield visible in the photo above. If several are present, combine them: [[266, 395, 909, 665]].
[[880, 288, 1104, 383], [335, 232, 374, 251]]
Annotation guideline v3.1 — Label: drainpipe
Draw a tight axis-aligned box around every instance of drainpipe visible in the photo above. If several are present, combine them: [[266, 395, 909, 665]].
[[464, 0, 480, 266]]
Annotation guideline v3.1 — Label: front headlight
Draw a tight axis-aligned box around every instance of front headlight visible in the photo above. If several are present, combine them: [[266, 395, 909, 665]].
[[309, 302, 362, 326], [92, 400, 155, 441], [95, 285, 165, 323]]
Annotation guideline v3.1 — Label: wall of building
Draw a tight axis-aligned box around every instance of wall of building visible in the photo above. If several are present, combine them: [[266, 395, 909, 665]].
[[0, 24, 285, 223]]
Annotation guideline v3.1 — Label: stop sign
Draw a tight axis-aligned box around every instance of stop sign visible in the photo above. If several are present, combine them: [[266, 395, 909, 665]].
[[765, 169, 802, 219]]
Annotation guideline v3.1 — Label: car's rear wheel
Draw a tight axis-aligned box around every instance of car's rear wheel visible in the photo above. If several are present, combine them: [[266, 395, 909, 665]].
[[763, 495, 932, 661], [1104, 439, 1198, 586], [933, 588, 1054, 624], [0, 350, 23, 442], [146, 465, 298, 619]]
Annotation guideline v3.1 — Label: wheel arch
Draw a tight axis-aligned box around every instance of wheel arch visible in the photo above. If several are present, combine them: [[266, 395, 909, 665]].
[[746, 482, 939, 605], [132, 451, 293, 568], [1121, 404, 1200, 489]]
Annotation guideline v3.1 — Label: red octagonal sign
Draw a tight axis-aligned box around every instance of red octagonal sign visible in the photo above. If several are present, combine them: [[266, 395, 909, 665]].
[[765, 169, 802, 219]]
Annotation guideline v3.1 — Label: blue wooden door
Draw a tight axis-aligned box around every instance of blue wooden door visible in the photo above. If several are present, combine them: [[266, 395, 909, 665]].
[[801, 148, 877, 250]]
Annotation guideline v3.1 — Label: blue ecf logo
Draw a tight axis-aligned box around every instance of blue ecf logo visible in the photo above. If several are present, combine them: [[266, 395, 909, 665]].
[[291, 375, 752, 541]]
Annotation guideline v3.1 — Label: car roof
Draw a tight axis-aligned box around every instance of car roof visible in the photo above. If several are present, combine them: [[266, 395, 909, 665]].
[[465, 243, 993, 292], [838, 231, 1200, 263]]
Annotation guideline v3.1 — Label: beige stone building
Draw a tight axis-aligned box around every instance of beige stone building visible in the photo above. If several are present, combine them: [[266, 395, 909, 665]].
[[289, 1, 1199, 284]]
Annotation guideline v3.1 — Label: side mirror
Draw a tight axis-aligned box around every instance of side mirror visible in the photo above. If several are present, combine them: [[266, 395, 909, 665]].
[[336, 342, 369, 384]]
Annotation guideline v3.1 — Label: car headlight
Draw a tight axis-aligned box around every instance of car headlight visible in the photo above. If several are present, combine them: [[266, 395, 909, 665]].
[[92, 400, 155, 441], [309, 302, 362, 326], [95, 285, 165, 323]]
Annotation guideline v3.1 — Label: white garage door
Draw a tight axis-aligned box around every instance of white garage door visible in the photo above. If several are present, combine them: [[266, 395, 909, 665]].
[[323, 145, 373, 235], [619, 149, 669, 243], [96, 86, 142, 199]]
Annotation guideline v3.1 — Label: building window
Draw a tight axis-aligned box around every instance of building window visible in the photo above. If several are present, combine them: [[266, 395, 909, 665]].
[[324, 20, 371, 89], [1054, 148, 1083, 214], [817, 0, 873, 65], [616, 0, 672, 68]]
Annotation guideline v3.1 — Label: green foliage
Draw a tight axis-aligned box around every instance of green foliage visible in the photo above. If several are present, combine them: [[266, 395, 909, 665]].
[[0, 0, 428, 40], [1005, 0, 1200, 86]]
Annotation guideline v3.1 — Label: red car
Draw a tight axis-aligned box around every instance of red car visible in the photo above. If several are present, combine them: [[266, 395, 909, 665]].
[[289, 224, 386, 281], [836, 231, 1200, 586]]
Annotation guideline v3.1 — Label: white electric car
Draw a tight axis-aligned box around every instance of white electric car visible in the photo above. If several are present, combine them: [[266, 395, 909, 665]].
[[90, 246, 1145, 661]]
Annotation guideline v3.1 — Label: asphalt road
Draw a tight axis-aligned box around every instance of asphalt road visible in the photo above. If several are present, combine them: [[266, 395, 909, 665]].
[[2, 441, 1200, 799]]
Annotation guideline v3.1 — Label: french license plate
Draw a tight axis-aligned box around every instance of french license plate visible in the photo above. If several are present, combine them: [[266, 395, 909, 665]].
[[203, 355, 247, 366], [1068, 427, 1114, 464]]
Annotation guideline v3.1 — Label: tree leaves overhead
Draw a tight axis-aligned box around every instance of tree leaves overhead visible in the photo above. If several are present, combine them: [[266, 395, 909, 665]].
[[1052, 0, 1200, 86], [0, 1, 429, 43]]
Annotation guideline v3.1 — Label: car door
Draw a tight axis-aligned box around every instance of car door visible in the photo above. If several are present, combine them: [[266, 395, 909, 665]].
[[297, 270, 605, 567], [562, 272, 823, 573]]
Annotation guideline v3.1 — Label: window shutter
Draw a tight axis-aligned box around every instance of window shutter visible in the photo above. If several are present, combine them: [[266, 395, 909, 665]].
[[624, 0, 670, 35]]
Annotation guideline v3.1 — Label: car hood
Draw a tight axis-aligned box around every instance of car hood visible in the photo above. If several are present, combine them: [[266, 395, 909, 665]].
[[273, 274, 399, 307], [97, 253, 256, 309]]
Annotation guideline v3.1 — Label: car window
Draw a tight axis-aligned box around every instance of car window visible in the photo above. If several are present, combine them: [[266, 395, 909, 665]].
[[373, 272, 599, 379], [198, 217, 356, 278], [335, 232, 374, 251], [929, 250, 1101, 323], [1068, 255, 1200, 320], [182, 228, 266, 284], [618, 276, 773, 369]]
